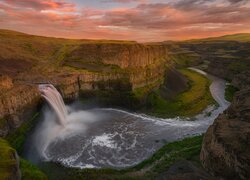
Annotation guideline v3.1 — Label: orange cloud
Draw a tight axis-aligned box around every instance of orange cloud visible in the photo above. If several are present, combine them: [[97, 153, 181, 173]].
[[0, 0, 250, 41]]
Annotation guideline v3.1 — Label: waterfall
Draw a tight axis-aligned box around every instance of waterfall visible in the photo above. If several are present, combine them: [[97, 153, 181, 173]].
[[38, 84, 67, 126]]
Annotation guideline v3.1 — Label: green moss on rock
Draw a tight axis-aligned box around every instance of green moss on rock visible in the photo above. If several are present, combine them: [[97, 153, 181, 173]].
[[225, 84, 239, 102], [6, 112, 39, 153], [0, 138, 20, 179], [20, 158, 47, 180]]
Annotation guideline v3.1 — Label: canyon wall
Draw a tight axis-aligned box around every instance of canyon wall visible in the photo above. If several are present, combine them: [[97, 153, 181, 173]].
[[0, 81, 40, 137], [0, 33, 169, 137], [200, 88, 250, 179]]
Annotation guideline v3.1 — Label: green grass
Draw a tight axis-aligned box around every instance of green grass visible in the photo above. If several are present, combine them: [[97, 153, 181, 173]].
[[137, 135, 203, 177], [133, 78, 164, 100], [225, 84, 239, 102], [20, 158, 47, 180], [6, 112, 39, 153], [186, 33, 250, 42], [144, 69, 215, 118]]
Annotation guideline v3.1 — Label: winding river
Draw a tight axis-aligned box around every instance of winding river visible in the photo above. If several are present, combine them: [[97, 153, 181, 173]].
[[24, 68, 230, 169]]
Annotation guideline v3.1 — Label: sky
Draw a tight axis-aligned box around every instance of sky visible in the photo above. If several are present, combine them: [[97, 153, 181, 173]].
[[0, 0, 250, 42]]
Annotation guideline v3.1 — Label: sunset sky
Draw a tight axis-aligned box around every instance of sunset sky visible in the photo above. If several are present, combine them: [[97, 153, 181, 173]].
[[0, 0, 250, 42]]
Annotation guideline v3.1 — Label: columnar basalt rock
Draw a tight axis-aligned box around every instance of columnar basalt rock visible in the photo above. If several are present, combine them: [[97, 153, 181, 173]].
[[64, 43, 168, 69], [0, 85, 40, 137]]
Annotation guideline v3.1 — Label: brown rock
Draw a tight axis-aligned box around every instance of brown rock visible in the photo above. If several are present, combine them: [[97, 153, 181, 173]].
[[200, 88, 250, 179], [0, 75, 13, 92], [0, 84, 40, 137]]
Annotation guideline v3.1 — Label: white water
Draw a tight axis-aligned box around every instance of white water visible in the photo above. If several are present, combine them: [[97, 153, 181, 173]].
[[38, 84, 67, 126], [25, 68, 230, 169]]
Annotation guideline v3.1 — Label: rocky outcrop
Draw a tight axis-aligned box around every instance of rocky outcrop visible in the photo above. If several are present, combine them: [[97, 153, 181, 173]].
[[159, 68, 189, 99], [232, 71, 250, 90], [64, 43, 167, 69], [0, 75, 13, 92], [200, 88, 250, 179], [0, 84, 40, 137]]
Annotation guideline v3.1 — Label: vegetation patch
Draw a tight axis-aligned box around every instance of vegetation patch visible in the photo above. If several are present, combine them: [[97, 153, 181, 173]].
[[225, 84, 239, 102], [136, 135, 203, 177], [144, 69, 215, 118], [0, 138, 18, 180], [20, 158, 47, 180], [133, 78, 163, 100]]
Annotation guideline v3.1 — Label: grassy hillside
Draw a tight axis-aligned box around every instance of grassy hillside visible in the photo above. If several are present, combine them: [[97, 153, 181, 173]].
[[0, 29, 136, 76], [186, 33, 250, 42]]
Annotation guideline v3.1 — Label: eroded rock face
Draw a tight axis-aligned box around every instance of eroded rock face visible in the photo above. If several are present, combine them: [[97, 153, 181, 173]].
[[0, 84, 40, 137], [0, 75, 13, 92], [64, 43, 167, 69], [232, 71, 250, 90], [200, 88, 250, 179], [159, 68, 189, 99]]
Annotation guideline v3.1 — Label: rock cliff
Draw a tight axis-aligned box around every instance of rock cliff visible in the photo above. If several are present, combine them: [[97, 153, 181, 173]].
[[200, 88, 250, 179], [173, 38, 250, 179], [0, 83, 40, 137], [0, 30, 169, 136]]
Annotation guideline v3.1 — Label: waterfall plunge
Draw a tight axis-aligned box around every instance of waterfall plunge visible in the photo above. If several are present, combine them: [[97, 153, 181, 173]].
[[35, 84, 98, 160], [38, 84, 67, 126]]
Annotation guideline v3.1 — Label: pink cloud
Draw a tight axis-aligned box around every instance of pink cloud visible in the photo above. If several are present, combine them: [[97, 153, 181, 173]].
[[0, 0, 249, 41], [3, 0, 76, 12]]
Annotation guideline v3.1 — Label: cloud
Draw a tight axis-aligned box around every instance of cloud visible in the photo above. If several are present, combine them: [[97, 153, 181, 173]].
[[2, 0, 76, 12], [0, 0, 249, 41], [101, 0, 146, 3]]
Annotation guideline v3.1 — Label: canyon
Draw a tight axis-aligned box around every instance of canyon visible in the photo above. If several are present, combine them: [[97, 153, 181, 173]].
[[0, 30, 250, 179], [0, 30, 169, 137]]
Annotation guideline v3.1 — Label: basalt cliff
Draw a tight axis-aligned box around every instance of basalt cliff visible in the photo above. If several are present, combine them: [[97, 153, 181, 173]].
[[0, 30, 169, 137]]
